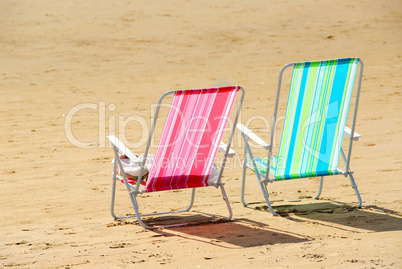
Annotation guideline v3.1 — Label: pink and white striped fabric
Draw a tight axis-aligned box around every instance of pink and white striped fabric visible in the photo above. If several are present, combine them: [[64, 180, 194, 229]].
[[145, 86, 240, 192]]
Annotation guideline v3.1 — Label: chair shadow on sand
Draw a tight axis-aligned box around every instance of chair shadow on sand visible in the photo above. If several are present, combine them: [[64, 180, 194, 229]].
[[117, 201, 401, 248], [144, 214, 310, 248], [256, 201, 402, 233]]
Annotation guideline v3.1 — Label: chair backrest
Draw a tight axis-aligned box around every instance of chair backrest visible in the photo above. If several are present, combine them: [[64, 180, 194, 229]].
[[146, 86, 241, 192], [275, 58, 360, 180]]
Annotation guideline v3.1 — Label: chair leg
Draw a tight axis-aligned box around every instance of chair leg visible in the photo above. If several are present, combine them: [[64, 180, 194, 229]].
[[111, 170, 137, 220], [259, 180, 278, 216], [349, 173, 362, 208], [340, 148, 362, 207], [314, 176, 324, 200], [130, 188, 197, 229], [110, 171, 118, 219], [112, 169, 198, 227], [131, 193, 153, 229], [219, 184, 233, 220], [243, 138, 278, 216], [241, 146, 249, 207], [185, 188, 196, 212]]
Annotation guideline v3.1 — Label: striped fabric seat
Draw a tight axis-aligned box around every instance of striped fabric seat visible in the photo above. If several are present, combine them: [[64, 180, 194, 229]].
[[146, 86, 240, 192], [248, 157, 277, 176], [273, 58, 359, 180]]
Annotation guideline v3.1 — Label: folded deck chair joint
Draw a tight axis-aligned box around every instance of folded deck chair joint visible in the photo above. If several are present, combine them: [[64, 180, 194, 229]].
[[109, 86, 245, 229], [238, 58, 363, 215]]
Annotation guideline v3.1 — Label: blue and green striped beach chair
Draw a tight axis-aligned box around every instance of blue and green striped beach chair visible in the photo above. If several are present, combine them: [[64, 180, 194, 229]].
[[237, 58, 363, 215]]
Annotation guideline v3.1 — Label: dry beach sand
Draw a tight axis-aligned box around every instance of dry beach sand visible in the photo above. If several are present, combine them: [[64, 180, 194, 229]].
[[1, 0, 402, 268]]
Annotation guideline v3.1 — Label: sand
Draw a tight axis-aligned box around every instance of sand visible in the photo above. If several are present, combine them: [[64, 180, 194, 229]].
[[1, 0, 401, 268]]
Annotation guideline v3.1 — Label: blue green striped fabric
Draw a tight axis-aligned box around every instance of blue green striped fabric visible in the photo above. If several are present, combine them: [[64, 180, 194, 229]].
[[248, 157, 277, 176], [271, 58, 359, 180]]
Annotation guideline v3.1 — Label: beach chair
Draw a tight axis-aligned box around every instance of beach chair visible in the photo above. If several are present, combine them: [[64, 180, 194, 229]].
[[237, 58, 363, 215], [109, 86, 244, 229]]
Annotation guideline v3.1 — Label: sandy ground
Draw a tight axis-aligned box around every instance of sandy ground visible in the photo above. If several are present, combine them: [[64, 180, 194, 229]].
[[1, 0, 401, 268]]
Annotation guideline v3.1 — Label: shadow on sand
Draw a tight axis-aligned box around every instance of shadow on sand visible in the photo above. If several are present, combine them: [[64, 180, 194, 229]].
[[143, 214, 310, 248], [112, 201, 401, 248], [258, 201, 402, 233]]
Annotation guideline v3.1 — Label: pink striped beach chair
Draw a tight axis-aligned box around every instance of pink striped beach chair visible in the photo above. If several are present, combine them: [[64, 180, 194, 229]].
[[110, 86, 245, 229]]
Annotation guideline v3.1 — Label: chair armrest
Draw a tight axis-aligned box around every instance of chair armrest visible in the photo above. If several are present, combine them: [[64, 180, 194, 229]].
[[219, 142, 236, 157], [344, 126, 361, 141], [236, 123, 270, 150], [107, 135, 138, 160]]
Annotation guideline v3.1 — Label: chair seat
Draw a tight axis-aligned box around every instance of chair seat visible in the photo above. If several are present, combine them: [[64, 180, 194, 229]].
[[121, 178, 147, 186], [248, 156, 341, 180], [248, 156, 277, 176]]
